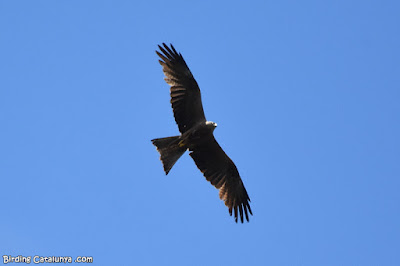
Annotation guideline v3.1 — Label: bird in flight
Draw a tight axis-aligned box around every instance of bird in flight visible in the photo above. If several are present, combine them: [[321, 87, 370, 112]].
[[151, 43, 252, 223]]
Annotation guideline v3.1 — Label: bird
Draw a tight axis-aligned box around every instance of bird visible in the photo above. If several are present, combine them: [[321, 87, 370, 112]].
[[151, 43, 252, 223]]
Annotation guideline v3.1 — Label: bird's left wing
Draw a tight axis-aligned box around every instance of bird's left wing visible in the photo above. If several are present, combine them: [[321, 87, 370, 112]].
[[189, 137, 253, 223], [156, 43, 206, 133]]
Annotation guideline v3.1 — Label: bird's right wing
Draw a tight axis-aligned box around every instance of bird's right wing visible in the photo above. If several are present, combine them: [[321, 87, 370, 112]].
[[189, 137, 253, 223], [156, 43, 206, 133]]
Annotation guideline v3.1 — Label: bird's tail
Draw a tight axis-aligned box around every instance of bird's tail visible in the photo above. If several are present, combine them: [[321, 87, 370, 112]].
[[151, 136, 186, 175]]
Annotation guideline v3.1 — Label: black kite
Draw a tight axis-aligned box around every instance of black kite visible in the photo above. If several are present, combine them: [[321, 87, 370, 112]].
[[151, 43, 253, 223]]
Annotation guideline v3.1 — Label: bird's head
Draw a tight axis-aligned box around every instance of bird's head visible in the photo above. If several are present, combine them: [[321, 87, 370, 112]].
[[206, 121, 217, 131]]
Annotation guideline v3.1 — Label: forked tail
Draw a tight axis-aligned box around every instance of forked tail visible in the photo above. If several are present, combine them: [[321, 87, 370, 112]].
[[151, 136, 186, 175]]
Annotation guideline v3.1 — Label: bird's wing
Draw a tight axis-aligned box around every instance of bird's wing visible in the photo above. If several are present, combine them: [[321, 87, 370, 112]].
[[189, 137, 253, 223], [156, 43, 206, 133]]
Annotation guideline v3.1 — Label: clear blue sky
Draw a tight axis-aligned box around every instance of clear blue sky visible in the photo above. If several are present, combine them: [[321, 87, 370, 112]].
[[1, 1, 399, 265]]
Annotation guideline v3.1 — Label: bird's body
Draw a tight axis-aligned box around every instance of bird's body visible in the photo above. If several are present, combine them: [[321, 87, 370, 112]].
[[151, 43, 253, 223], [179, 121, 217, 149]]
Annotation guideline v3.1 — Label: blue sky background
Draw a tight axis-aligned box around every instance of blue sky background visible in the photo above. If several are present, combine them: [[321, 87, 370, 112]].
[[1, 1, 399, 265]]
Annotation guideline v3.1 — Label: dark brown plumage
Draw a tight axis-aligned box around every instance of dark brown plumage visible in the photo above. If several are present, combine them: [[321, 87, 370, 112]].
[[151, 43, 252, 223]]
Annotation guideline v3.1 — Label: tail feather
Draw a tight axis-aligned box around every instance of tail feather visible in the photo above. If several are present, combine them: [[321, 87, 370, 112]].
[[151, 136, 186, 175]]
